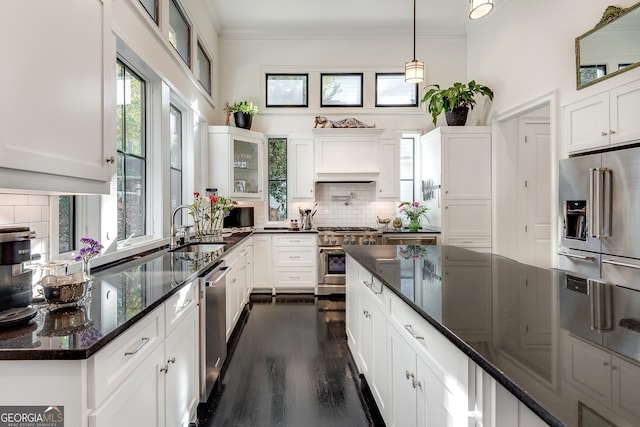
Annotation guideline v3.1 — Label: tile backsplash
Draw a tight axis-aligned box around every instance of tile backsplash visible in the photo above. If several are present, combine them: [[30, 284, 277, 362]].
[[0, 194, 50, 259]]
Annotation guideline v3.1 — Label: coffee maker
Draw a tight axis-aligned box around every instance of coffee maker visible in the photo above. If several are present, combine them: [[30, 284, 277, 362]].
[[0, 226, 36, 327]]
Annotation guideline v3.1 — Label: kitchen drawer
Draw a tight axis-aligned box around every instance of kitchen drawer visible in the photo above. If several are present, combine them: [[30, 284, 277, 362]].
[[273, 267, 316, 288], [272, 234, 317, 247], [273, 246, 316, 266], [89, 306, 164, 408], [444, 236, 492, 249], [388, 291, 467, 381], [357, 264, 387, 308], [165, 281, 198, 336]]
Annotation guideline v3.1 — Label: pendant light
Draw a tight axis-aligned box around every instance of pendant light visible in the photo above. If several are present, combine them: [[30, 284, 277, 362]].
[[469, 0, 494, 20], [405, 0, 424, 83]]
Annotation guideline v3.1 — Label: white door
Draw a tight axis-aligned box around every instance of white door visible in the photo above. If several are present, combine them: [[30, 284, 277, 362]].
[[521, 122, 552, 268]]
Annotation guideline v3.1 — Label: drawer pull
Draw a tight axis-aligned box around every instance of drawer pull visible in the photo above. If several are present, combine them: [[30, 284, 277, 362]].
[[289, 275, 301, 279], [167, 357, 176, 364], [404, 324, 424, 340], [363, 277, 383, 295], [176, 298, 193, 313], [124, 337, 150, 356], [288, 240, 301, 243], [558, 252, 593, 261], [602, 259, 640, 270], [289, 255, 301, 259]]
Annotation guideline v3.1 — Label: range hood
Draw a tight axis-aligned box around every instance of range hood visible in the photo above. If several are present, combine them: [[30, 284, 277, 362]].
[[315, 171, 379, 183], [312, 127, 385, 184]]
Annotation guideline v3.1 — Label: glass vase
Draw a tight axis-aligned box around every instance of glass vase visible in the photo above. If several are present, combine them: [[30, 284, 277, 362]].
[[82, 259, 93, 281], [209, 211, 223, 235], [408, 218, 420, 232]]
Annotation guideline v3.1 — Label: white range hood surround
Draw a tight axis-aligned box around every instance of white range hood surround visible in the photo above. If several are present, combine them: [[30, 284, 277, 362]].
[[312, 128, 385, 183]]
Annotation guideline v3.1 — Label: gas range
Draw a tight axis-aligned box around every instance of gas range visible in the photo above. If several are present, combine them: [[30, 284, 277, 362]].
[[317, 226, 382, 246]]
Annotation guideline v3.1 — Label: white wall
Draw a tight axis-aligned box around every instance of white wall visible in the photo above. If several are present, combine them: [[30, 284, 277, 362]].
[[466, 0, 640, 114], [0, 195, 50, 260], [216, 32, 469, 134]]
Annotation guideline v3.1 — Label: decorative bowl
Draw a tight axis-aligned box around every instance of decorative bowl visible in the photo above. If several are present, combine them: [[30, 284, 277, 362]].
[[39, 272, 88, 305]]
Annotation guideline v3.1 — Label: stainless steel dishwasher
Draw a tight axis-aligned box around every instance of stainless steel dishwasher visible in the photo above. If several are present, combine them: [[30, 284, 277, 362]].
[[200, 259, 231, 402]]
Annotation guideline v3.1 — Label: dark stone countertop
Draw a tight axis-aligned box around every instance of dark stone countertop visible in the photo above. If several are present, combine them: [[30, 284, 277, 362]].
[[381, 226, 441, 233], [344, 244, 640, 427], [0, 233, 251, 360]]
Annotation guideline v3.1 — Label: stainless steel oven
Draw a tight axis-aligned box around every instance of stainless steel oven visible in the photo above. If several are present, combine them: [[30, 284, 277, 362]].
[[317, 227, 381, 295]]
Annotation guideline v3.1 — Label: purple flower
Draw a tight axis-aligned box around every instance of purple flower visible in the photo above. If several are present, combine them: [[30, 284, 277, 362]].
[[74, 237, 104, 263]]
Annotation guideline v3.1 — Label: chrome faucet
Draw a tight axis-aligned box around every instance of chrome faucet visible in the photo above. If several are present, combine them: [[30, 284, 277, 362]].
[[170, 204, 197, 247]]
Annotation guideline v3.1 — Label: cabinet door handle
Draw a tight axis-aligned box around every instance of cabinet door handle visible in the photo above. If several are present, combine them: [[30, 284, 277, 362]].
[[417, 380, 423, 391], [404, 324, 424, 340], [105, 156, 115, 164], [167, 357, 176, 364], [124, 337, 150, 356], [602, 131, 608, 136], [610, 130, 616, 135], [160, 365, 169, 374]]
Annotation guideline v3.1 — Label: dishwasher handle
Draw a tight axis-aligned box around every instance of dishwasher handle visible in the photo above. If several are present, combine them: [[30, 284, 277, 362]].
[[205, 266, 231, 287]]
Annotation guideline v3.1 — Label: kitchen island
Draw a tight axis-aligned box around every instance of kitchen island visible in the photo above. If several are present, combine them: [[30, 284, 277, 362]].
[[345, 244, 640, 427], [0, 232, 251, 427]]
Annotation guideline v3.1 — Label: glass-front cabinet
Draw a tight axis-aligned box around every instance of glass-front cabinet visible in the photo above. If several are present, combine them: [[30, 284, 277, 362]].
[[208, 126, 264, 199]]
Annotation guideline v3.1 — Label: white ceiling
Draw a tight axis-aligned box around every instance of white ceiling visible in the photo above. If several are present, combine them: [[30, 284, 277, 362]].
[[209, 0, 475, 37]]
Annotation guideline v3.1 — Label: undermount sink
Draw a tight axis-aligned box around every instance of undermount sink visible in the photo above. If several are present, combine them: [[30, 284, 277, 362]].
[[170, 243, 226, 253]]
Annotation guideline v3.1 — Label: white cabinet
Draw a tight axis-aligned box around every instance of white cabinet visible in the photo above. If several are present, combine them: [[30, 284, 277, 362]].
[[565, 334, 640, 422], [208, 126, 265, 200], [388, 291, 471, 427], [312, 128, 384, 181], [288, 136, 315, 200], [377, 137, 400, 200], [564, 79, 640, 153], [252, 234, 273, 290], [1, 0, 115, 193], [421, 126, 492, 251], [223, 238, 253, 340], [271, 234, 317, 292], [91, 281, 199, 427]]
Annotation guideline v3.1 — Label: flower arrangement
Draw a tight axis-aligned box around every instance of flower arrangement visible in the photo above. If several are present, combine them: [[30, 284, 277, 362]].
[[74, 237, 103, 264], [74, 237, 103, 279], [399, 245, 430, 260], [398, 201, 429, 231], [190, 192, 237, 237]]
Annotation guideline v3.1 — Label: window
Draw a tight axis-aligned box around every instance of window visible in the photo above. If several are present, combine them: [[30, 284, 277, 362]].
[[169, 104, 183, 224], [116, 60, 147, 241], [138, 0, 158, 23], [196, 41, 211, 94], [321, 73, 363, 107], [266, 74, 308, 107], [169, 0, 191, 66], [268, 138, 287, 221], [375, 73, 418, 107], [400, 136, 416, 201], [58, 196, 76, 253]]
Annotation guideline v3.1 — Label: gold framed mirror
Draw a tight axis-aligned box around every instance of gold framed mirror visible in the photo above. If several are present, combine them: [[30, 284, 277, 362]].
[[576, 2, 640, 89]]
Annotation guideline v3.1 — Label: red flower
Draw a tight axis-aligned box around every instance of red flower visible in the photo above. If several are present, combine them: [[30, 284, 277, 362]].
[[209, 195, 218, 204], [194, 192, 200, 197]]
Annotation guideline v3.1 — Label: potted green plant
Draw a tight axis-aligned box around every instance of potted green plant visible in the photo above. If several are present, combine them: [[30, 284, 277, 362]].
[[420, 80, 494, 126], [229, 101, 259, 130]]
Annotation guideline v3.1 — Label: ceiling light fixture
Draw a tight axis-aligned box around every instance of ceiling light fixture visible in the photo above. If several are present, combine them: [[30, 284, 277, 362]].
[[405, 0, 424, 84], [469, 0, 494, 20]]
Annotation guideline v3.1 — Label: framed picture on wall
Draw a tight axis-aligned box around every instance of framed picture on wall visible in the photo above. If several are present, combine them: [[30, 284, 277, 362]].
[[321, 73, 363, 107], [266, 73, 308, 107], [375, 73, 419, 107]]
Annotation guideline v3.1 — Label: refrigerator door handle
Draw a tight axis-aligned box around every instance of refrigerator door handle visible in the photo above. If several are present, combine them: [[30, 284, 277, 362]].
[[602, 168, 612, 238], [602, 258, 640, 270], [589, 168, 598, 238]]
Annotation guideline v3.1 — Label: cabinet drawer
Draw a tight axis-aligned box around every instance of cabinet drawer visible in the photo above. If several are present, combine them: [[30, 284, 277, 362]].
[[388, 292, 467, 382], [273, 246, 316, 265], [89, 306, 164, 408], [273, 267, 316, 288], [444, 236, 491, 248], [357, 264, 387, 308], [165, 281, 198, 335], [272, 234, 317, 247]]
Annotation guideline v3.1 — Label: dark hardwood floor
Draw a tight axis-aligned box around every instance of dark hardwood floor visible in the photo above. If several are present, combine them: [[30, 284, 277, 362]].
[[197, 295, 380, 427]]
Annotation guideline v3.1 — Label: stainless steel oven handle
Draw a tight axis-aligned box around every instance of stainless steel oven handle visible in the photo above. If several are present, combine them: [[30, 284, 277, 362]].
[[557, 252, 593, 261], [602, 259, 640, 270], [589, 168, 597, 238], [319, 248, 345, 256], [205, 266, 231, 287]]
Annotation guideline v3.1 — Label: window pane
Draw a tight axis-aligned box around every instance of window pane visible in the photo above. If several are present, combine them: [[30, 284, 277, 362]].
[[321, 73, 363, 107], [197, 41, 211, 94], [138, 0, 157, 23], [124, 156, 146, 238], [117, 60, 146, 242], [400, 181, 414, 203], [169, 105, 182, 169], [169, 103, 183, 225], [268, 138, 287, 221], [266, 74, 308, 107], [375, 73, 418, 107], [400, 137, 414, 180], [169, 0, 190, 66], [58, 196, 75, 253]]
